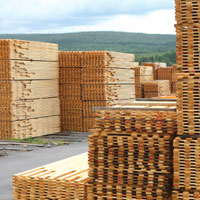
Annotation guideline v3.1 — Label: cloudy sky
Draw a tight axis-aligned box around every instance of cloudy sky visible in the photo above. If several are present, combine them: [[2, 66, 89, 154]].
[[0, 0, 175, 34]]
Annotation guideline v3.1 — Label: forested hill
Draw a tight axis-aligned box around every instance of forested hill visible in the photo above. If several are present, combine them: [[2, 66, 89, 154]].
[[0, 31, 176, 65]]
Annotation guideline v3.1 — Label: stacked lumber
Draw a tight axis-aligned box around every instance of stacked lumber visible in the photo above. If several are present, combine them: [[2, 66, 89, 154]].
[[59, 51, 83, 132], [173, 0, 200, 198], [157, 67, 173, 91], [172, 64, 178, 93], [59, 51, 135, 132], [135, 66, 153, 98], [13, 153, 88, 200], [143, 80, 170, 98], [88, 103, 177, 199], [142, 62, 157, 80], [0, 39, 60, 139]]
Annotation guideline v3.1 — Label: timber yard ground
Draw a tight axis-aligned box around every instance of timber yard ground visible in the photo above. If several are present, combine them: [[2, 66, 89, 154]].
[[0, 134, 88, 200]]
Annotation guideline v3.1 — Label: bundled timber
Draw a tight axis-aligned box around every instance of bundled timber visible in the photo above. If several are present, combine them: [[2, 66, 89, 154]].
[[142, 62, 157, 80], [59, 51, 135, 132], [0, 39, 60, 139], [13, 153, 88, 200], [135, 66, 154, 98], [175, 0, 200, 25], [172, 190, 200, 200], [0, 39, 58, 61], [176, 75, 200, 135], [157, 67, 173, 85], [172, 65, 178, 93], [88, 103, 177, 199], [143, 80, 171, 98], [173, 137, 200, 191], [174, 0, 200, 198]]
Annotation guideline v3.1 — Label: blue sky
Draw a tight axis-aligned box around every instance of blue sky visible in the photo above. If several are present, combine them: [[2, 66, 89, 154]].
[[0, 0, 175, 34]]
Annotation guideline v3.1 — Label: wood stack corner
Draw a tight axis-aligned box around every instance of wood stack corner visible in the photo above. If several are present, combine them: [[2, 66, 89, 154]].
[[143, 80, 171, 98], [0, 39, 60, 139], [13, 153, 88, 200], [87, 103, 177, 199], [59, 51, 135, 133], [173, 0, 200, 198]]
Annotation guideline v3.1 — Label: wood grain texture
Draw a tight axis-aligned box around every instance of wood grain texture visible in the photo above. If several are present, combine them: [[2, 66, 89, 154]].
[[13, 153, 88, 200]]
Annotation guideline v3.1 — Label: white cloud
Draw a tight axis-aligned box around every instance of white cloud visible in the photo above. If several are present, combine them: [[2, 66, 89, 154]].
[[40, 9, 176, 34], [0, 0, 175, 34]]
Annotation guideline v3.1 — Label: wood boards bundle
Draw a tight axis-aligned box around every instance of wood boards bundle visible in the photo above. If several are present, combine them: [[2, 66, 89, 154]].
[[173, 0, 200, 198], [13, 153, 88, 200], [0, 39, 60, 139], [59, 51, 135, 132], [88, 104, 177, 199]]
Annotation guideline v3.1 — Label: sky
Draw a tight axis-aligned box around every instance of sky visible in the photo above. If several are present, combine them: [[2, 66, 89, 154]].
[[0, 0, 176, 34]]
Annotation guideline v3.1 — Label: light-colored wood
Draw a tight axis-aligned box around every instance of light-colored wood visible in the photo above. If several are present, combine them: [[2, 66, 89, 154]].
[[13, 153, 88, 200], [143, 80, 171, 98], [0, 60, 59, 80], [12, 79, 58, 100], [59, 51, 135, 132], [0, 39, 60, 139], [12, 116, 60, 138], [12, 98, 60, 120], [0, 39, 58, 61]]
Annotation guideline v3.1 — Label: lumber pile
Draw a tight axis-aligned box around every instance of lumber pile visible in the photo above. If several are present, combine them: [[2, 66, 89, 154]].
[[143, 80, 171, 98], [157, 67, 173, 92], [173, 0, 200, 198], [13, 153, 88, 200], [0, 39, 60, 139], [135, 66, 154, 98], [142, 62, 157, 80], [59, 51, 135, 132], [172, 64, 178, 94], [88, 103, 177, 199], [135, 64, 177, 98]]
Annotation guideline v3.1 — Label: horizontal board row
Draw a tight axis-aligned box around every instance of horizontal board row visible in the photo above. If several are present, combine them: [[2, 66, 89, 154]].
[[0, 39, 58, 61]]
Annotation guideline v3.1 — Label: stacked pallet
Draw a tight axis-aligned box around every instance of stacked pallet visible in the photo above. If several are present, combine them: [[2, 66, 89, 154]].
[[59, 51, 135, 132], [88, 103, 177, 199], [172, 64, 178, 93], [135, 66, 154, 98], [173, 0, 200, 198], [13, 153, 88, 200], [0, 39, 60, 139], [143, 80, 170, 98]]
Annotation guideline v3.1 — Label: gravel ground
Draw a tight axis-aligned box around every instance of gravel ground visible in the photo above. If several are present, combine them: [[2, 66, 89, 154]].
[[0, 138, 88, 200]]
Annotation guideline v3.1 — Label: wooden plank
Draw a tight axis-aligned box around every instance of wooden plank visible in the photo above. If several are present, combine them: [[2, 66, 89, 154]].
[[0, 39, 60, 140], [13, 153, 88, 200], [0, 39, 58, 61], [87, 108, 177, 199], [59, 51, 136, 132]]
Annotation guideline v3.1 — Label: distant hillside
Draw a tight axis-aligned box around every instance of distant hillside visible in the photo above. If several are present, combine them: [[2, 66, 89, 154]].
[[0, 31, 176, 65]]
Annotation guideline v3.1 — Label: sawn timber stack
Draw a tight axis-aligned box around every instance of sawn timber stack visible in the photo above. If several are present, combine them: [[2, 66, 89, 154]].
[[59, 51, 135, 132], [13, 153, 88, 200], [0, 39, 60, 139], [173, 0, 200, 198], [88, 102, 177, 199]]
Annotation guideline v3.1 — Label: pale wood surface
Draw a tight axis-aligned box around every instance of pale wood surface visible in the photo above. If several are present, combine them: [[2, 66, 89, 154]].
[[13, 153, 88, 200], [0, 39, 58, 61]]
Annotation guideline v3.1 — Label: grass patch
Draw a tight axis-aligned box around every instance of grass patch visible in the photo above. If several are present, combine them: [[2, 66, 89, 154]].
[[8, 137, 53, 145]]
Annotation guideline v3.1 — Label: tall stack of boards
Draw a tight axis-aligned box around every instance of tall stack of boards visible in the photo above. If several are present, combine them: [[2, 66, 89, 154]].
[[0, 39, 60, 139], [173, 0, 200, 199], [88, 103, 177, 199], [59, 51, 135, 132]]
